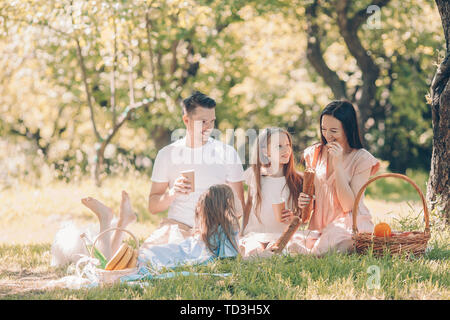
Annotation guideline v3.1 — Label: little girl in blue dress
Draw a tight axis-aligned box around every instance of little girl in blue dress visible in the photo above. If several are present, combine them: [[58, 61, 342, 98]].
[[135, 184, 240, 272]]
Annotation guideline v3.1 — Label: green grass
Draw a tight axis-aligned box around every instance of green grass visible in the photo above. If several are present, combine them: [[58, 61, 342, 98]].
[[0, 170, 448, 300], [365, 167, 429, 203], [1, 239, 448, 300]]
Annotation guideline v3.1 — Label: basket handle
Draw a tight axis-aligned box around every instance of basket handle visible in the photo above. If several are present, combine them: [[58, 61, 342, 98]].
[[352, 173, 430, 235], [91, 227, 139, 258]]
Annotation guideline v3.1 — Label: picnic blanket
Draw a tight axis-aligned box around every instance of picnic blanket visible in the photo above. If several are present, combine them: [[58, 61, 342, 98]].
[[45, 225, 238, 289], [121, 225, 238, 282]]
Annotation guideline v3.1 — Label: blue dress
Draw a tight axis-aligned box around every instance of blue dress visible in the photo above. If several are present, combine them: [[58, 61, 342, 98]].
[[136, 226, 238, 272]]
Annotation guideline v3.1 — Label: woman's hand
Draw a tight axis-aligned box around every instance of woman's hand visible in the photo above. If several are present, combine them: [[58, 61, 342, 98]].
[[298, 192, 314, 209], [281, 209, 294, 224], [327, 142, 344, 166], [168, 176, 192, 198]]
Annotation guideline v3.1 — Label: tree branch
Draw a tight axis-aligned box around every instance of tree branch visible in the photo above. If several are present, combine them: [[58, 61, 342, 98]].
[[101, 98, 155, 149], [435, 0, 450, 52], [335, 0, 391, 125], [178, 36, 200, 89], [74, 36, 102, 142], [70, 1, 102, 142], [145, 6, 159, 98], [170, 39, 180, 75], [126, 28, 136, 107], [111, 13, 118, 126], [351, 0, 391, 30], [305, 0, 348, 99]]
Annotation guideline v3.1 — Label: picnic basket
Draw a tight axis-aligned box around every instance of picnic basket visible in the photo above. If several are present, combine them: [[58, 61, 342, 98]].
[[352, 173, 431, 257], [90, 227, 140, 284]]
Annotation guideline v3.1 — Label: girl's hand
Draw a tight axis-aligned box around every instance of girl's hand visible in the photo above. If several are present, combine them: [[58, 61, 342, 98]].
[[298, 192, 314, 209], [169, 176, 192, 198], [281, 209, 294, 224], [327, 142, 344, 166]]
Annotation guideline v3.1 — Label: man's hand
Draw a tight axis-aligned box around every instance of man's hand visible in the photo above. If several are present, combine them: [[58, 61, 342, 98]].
[[169, 176, 192, 197]]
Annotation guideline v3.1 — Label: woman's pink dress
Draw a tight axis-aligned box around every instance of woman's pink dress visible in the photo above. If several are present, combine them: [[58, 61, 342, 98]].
[[286, 144, 380, 255]]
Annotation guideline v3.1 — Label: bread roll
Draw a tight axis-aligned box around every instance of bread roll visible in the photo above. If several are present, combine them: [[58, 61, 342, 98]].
[[126, 249, 138, 269], [113, 245, 133, 270], [105, 243, 128, 271]]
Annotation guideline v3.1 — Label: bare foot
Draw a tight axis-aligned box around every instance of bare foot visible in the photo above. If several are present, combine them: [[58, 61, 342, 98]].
[[81, 197, 114, 228], [119, 191, 137, 226]]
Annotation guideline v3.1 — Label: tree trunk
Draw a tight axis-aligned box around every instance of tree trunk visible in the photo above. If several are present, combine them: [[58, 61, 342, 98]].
[[94, 148, 105, 187], [305, 0, 391, 138], [427, 0, 450, 223]]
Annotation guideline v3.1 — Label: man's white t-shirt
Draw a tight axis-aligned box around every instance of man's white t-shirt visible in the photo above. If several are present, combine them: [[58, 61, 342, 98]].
[[151, 137, 244, 227]]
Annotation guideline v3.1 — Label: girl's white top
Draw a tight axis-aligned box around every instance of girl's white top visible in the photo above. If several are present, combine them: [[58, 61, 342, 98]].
[[243, 167, 292, 235]]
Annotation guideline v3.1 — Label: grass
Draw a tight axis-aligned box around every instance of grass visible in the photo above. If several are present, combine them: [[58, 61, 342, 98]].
[[365, 166, 429, 203], [1, 242, 448, 300], [0, 170, 448, 300]]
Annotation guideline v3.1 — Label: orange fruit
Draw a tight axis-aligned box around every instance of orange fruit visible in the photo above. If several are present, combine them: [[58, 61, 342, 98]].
[[374, 222, 392, 238]]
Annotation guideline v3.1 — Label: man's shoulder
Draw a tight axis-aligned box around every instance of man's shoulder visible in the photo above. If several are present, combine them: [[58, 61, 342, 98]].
[[209, 138, 238, 152], [157, 138, 185, 154]]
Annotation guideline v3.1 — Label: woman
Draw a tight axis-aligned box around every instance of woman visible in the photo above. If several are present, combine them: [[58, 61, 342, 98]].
[[289, 100, 380, 255]]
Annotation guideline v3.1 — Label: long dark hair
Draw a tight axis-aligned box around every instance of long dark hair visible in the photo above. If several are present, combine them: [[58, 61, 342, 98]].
[[194, 184, 239, 255], [319, 100, 364, 149], [250, 128, 303, 221]]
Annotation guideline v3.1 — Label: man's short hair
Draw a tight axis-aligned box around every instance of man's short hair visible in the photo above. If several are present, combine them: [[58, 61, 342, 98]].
[[183, 91, 216, 115]]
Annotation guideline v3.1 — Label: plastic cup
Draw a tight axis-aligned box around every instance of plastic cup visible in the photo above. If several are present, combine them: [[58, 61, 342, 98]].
[[180, 169, 195, 193], [272, 200, 285, 223]]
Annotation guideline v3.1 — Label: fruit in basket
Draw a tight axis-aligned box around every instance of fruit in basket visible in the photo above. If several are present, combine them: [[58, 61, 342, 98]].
[[373, 222, 392, 238]]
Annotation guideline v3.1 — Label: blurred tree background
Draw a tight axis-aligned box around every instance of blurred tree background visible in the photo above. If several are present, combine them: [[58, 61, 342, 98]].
[[0, 0, 445, 187]]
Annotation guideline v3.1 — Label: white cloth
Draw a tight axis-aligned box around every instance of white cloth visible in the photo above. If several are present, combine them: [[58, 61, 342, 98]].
[[243, 167, 292, 235], [151, 137, 244, 227]]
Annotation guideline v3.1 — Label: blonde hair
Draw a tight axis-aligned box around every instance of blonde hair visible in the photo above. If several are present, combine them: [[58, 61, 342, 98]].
[[194, 184, 240, 255]]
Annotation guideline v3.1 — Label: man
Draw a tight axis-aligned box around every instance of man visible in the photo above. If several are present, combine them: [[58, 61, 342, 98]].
[[146, 91, 245, 243]]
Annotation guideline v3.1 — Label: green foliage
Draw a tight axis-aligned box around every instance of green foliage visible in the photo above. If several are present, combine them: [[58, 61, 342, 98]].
[[0, 0, 444, 180], [365, 168, 429, 202]]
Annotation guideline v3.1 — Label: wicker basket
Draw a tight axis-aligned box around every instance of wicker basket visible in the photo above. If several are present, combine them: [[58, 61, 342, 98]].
[[90, 227, 140, 284], [352, 173, 431, 257]]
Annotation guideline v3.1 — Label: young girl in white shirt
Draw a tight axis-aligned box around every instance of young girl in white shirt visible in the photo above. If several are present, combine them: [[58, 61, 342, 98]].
[[240, 128, 303, 256]]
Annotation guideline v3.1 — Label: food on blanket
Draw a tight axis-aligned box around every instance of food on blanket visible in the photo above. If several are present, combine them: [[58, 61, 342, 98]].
[[180, 170, 195, 192], [105, 243, 129, 270], [301, 169, 315, 223], [270, 216, 301, 254], [126, 249, 138, 269], [272, 200, 285, 223], [373, 222, 392, 238], [113, 245, 133, 270]]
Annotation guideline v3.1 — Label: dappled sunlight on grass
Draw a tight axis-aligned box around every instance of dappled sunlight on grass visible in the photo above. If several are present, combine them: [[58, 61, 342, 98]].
[[0, 173, 448, 299], [0, 174, 161, 244]]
